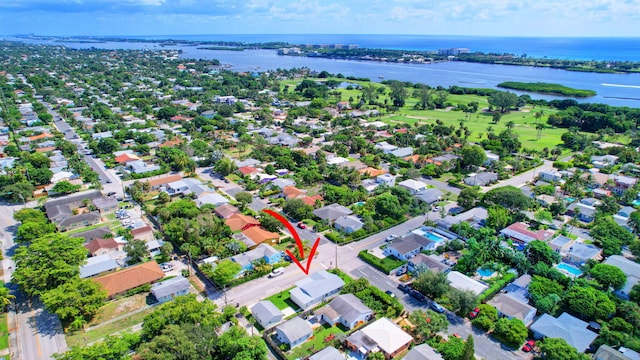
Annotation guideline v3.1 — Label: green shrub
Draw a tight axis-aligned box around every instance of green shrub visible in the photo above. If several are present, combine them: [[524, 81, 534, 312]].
[[358, 250, 407, 274], [478, 272, 516, 303]]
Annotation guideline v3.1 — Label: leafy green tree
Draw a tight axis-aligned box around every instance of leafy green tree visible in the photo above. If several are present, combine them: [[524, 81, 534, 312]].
[[471, 304, 498, 331], [160, 242, 174, 260], [157, 191, 170, 204], [214, 157, 237, 176], [234, 192, 253, 210], [1, 181, 33, 203], [525, 240, 560, 266], [29, 167, 53, 185], [439, 336, 465, 360], [409, 309, 449, 340], [413, 270, 450, 299], [53, 333, 141, 360], [12, 234, 88, 296], [13, 208, 48, 223], [628, 211, 640, 234], [259, 212, 284, 233], [124, 240, 148, 265], [538, 338, 591, 360], [482, 186, 531, 212], [0, 282, 15, 312], [448, 288, 478, 315], [51, 181, 81, 194], [16, 221, 57, 243], [214, 325, 268, 360], [461, 145, 487, 169], [96, 138, 120, 154], [486, 206, 512, 230], [138, 324, 201, 360], [211, 259, 241, 286], [373, 192, 405, 221], [589, 263, 627, 290], [388, 80, 408, 107], [591, 216, 635, 256], [488, 91, 519, 113], [493, 317, 528, 347], [141, 294, 222, 339], [630, 283, 640, 304], [457, 187, 482, 211], [283, 198, 314, 220], [564, 286, 616, 320], [41, 279, 106, 324], [463, 335, 475, 360]]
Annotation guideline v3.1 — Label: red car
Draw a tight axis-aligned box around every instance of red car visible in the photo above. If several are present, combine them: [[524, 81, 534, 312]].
[[297, 222, 307, 229], [452, 333, 462, 339], [469, 307, 480, 319], [522, 340, 536, 352]]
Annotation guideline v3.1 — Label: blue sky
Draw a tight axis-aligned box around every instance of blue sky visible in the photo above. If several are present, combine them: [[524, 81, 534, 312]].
[[0, 0, 638, 37]]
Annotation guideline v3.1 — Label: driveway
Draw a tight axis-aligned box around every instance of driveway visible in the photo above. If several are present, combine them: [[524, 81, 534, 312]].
[[481, 160, 554, 193]]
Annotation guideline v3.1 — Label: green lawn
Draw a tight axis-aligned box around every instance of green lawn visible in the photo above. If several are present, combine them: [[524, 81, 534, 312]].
[[287, 323, 347, 360], [65, 307, 155, 348], [64, 219, 120, 235], [0, 313, 8, 350], [265, 287, 299, 311]]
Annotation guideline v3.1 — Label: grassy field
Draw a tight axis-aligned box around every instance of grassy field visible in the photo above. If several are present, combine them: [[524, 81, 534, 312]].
[[0, 313, 8, 350], [65, 293, 153, 348], [287, 323, 347, 360], [265, 287, 299, 311]]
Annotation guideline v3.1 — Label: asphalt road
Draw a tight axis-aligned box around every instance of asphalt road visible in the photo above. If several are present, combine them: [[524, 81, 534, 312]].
[[481, 160, 555, 193], [0, 202, 67, 359]]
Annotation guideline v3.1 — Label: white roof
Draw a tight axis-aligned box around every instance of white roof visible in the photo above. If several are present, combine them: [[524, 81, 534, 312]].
[[360, 318, 413, 355], [447, 271, 488, 295], [398, 179, 427, 191]]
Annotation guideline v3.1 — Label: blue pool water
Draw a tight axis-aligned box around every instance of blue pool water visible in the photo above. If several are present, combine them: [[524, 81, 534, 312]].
[[557, 263, 583, 277], [425, 232, 446, 243], [632, 200, 640, 207], [565, 197, 576, 203], [477, 268, 495, 277]]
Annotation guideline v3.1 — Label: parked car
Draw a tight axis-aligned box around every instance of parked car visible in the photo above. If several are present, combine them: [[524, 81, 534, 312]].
[[469, 307, 480, 319], [384, 290, 396, 298], [395, 267, 407, 276], [410, 290, 426, 302], [160, 262, 174, 272], [452, 333, 462, 339], [430, 302, 445, 313], [522, 340, 536, 352], [297, 222, 307, 229], [385, 234, 398, 242], [268, 268, 284, 278], [397, 283, 410, 293]]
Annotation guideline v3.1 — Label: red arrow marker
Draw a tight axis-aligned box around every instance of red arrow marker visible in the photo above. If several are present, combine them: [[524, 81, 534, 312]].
[[263, 209, 320, 275]]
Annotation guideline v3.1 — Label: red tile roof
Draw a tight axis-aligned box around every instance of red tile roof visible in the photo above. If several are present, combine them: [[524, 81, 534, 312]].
[[145, 174, 183, 188], [238, 166, 258, 176], [241, 227, 279, 245], [131, 225, 153, 236], [93, 261, 164, 298], [283, 186, 306, 199], [225, 213, 260, 232], [115, 153, 140, 164], [214, 203, 241, 219], [301, 194, 323, 206]]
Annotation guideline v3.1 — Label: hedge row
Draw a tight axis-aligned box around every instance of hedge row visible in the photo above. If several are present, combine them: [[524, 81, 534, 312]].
[[478, 272, 517, 303], [358, 250, 407, 275]]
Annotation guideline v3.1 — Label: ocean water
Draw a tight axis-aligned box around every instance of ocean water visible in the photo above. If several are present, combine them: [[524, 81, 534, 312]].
[[126, 34, 640, 62]]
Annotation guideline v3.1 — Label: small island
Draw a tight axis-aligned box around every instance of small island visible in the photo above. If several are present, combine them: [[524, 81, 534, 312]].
[[497, 81, 597, 97]]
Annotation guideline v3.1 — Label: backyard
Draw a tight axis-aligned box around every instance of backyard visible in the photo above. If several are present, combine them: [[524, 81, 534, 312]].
[[287, 323, 348, 360], [265, 287, 299, 311]]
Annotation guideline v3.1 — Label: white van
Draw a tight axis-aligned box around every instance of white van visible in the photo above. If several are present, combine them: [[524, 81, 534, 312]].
[[268, 268, 284, 278]]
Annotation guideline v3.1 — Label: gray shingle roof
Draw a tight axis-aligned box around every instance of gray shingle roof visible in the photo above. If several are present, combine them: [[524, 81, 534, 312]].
[[530, 313, 597, 352], [325, 294, 372, 326], [389, 233, 433, 255], [309, 346, 345, 360], [251, 300, 283, 324], [404, 344, 444, 360], [58, 211, 100, 227], [313, 203, 352, 222], [293, 270, 345, 301], [79, 254, 118, 278], [276, 317, 312, 343], [150, 276, 190, 299]]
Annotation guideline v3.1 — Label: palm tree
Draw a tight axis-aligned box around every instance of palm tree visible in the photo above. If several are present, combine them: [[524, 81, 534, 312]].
[[536, 123, 545, 140], [505, 121, 515, 131], [0, 282, 15, 311]]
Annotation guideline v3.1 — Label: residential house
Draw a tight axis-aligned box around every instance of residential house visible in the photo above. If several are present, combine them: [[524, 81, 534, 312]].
[[384, 233, 436, 261], [549, 236, 602, 265], [464, 172, 498, 186], [275, 317, 313, 349], [536, 194, 557, 207], [374, 141, 398, 154], [613, 175, 637, 194], [334, 215, 364, 234], [572, 203, 597, 222], [92, 261, 165, 299], [618, 206, 635, 218], [582, 171, 609, 189], [447, 271, 488, 296], [197, 193, 230, 207], [415, 188, 443, 204], [538, 170, 562, 182], [146, 240, 165, 257], [313, 203, 352, 222], [404, 344, 444, 360], [390, 147, 413, 158], [407, 253, 450, 274], [603, 255, 640, 299], [530, 313, 598, 353], [150, 276, 190, 303], [230, 243, 282, 271], [437, 207, 488, 230], [165, 179, 191, 196], [131, 225, 155, 242], [239, 227, 280, 248], [346, 317, 413, 359], [225, 213, 261, 232], [316, 294, 373, 329], [282, 186, 306, 200], [376, 174, 396, 187], [114, 152, 140, 164], [145, 174, 183, 190], [271, 178, 296, 190], [484, 151, 500, 165], [44, 190, 104, 226], [301, 194, 324, 207], [84, 238, 124, 257], [214, 203, 241, 219], [591, 155, 618, 169], [488, 293, 537, 326], [499, 222, 555, 245], [251, 300, 284, 329], [71, 226, 112, 242], [290, 270, 345, 310], [56, 212, 101, 231], [309, 346, 345, 360], [79, 254, 119, 278], [398, 179, 428, 194], [128, 160, 161, 174], [593, 345, 640, 360], [92, 197, 118, 214]]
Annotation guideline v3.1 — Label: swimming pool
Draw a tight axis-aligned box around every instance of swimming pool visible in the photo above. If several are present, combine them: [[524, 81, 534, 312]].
[[425, 231, 447, 243], [557, 263, 583, 277], [477, 268, 495, 277]]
